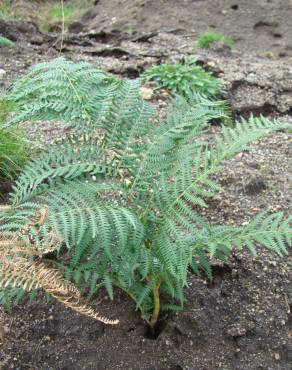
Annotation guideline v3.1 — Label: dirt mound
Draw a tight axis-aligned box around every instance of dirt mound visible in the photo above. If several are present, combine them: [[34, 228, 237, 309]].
[[0, 19, 49, 45], [82, 0, 292, 57]]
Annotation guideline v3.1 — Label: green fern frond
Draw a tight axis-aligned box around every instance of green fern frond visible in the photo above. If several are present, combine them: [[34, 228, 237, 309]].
[[10, 134, 116, 205], [155, 116, 289, 230], [190, 212, 292, 263], [6, 58, 122, 132], [215, 115, 290, 160]]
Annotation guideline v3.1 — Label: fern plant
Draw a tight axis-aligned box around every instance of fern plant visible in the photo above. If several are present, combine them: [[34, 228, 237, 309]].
[[141, 58, 222, 98], [0, 58, 291, 329]]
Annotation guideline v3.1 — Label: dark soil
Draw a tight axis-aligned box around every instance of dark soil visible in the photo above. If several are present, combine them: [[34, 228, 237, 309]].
[[82, 0, 292, 58], [0, 1, 292, 369]]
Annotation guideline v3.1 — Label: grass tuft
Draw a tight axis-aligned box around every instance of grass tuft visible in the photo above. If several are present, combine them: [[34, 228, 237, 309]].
[[0, 98, 30, 182], [0, 128, 30, 181], [0, 0, 21, 21], [38, 0, 93, 32], [197, 32, 234, 49]]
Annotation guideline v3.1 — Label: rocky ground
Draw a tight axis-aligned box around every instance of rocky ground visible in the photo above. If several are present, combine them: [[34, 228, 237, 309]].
[[0, 1, 291, 369]]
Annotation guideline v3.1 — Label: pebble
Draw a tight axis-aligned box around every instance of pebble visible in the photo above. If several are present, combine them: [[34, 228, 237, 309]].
[[140, 87, 154, 100], [274, 353, 280, 360], [0, 69, 6, 79], [269, 261, 277, 267]]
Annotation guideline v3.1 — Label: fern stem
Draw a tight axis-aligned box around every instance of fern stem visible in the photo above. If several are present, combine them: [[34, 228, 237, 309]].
[[151, 282, 161, 326], [111, 278, 145, 316]]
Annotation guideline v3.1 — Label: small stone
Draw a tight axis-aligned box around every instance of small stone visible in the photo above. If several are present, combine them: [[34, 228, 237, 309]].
[[227, 324, 247, 337], [269, 261, 277, 267], [274, 353, 280, 360], [0, 69, 6, 79], [160, 91, 169, 98], [68, 21, 85, 33], [207, 61, 217, 68], [140, 87, 153, 100], [244, 176, 267, 195], [208, 41, 232, 56], [231, 269, 238, 277], [264, 51, 275, 59]]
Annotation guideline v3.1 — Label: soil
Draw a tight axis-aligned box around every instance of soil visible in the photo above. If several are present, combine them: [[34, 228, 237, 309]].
[[81, 0, 292, 58], [0, 1, 292, 369]]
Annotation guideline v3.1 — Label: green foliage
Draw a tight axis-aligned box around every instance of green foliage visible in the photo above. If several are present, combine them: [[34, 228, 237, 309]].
[[0, 98, 16, 124], [0, 1, 21, 21], [0, 0, 92, 32], [0, 97, 30, 189], [197, 32, 234, 49], [0, 128, 30, 182], [5, 58, 122, 131], [0, 36, 15, 47], [38, 0, 93, 32], [0, 58, 291, 325], [141, 59, 222, 98]]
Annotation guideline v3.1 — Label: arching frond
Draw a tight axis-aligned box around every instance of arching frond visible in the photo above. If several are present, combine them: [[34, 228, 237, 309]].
[[0, 257, 118, 324], [6, 58, 122, 132]]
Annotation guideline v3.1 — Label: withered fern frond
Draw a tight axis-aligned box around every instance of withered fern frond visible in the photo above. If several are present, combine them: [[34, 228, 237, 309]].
[[0, 206, 118, 324], [0, 257, 118, 325]]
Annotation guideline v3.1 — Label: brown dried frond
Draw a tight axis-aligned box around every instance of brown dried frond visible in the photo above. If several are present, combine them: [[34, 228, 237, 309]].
[[0, 206, 62, 257], [0, 233, 62, 257], [0, 239, 26, 249], [54, 294, 119, 325], [0, 234, 28, 255], [35, 208, 48, 226], [0, 257, 118, 325], [25, 232, 64, 256], [0, 205, 12, 212], [17, 207, 49, 236], [0, 208, 118, 324]]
